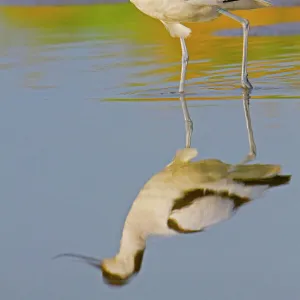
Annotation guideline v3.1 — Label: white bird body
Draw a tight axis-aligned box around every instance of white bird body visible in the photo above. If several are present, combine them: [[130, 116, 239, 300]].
[[130, 0, 218, 23], [99, 148, 289, 285], [57, 148, 290, 286], [130, 0, 271, 38], [123, 149, 255, 239], [120, 147, 279, 239]]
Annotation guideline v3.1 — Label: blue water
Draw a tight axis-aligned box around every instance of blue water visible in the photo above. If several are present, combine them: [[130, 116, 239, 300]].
[[0, 4, 300, 300]]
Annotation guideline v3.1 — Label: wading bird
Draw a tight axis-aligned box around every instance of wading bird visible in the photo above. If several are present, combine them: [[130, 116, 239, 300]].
[[55, 147, 290, 286], [128, 0, 272, 92]]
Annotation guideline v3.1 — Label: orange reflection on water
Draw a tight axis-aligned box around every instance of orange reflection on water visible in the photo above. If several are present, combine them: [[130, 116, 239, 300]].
[[1, 4, 299, 100]]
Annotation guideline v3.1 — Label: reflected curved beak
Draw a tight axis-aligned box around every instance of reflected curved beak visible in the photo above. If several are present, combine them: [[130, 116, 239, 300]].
[[53, 253, 102, 269]]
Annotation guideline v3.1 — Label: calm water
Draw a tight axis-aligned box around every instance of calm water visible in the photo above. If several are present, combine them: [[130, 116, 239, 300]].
[[0, 3, 300, 300]]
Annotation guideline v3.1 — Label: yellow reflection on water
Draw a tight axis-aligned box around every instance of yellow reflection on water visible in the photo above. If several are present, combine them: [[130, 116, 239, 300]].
[[0, 4, 299, 100]]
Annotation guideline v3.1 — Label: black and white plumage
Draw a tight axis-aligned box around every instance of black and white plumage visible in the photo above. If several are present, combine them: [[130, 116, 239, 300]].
[[55, 148, 290, 286]]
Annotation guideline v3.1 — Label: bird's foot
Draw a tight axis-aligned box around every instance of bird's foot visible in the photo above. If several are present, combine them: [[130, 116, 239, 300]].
[[228, 151, 257, 174], [239, 151, 257, 166], [242, 74, 253, 90]]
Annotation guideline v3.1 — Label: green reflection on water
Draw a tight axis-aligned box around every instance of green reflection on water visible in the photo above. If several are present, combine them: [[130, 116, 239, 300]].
[[0, 4, 299, 100]]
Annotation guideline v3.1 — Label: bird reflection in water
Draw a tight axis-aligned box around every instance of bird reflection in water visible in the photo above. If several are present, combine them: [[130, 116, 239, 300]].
[[180, 87, 256, 165], [55, 91, 291, 287]]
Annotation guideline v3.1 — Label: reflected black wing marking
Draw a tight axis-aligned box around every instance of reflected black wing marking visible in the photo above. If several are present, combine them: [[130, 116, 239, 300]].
[[171, 188, 249, 212], [234, 175, 291, 187], [167, 175, 291, 234], [167, 189, 249, 234]]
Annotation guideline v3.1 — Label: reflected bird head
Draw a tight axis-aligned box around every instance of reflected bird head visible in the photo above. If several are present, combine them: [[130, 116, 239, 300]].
[[53, 249, 145, 287]]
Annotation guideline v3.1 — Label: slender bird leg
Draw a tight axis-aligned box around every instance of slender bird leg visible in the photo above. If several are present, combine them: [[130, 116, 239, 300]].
[[217, 8, 253, 90], [179, 37, 189, 93], [179, 93, 193, 148], [240, 88, 257, 164], [228, 89, 257, 173]]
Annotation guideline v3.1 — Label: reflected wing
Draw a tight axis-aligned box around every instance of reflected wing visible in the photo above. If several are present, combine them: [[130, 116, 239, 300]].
[[233, 175, 291, 187], [167, 186, 250, 233], [167, 174, 291, 234], [168, 195, 236, 233]]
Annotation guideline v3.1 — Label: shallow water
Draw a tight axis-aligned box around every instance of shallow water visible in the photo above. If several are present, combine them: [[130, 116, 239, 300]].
[[0, 3, 300, 300]]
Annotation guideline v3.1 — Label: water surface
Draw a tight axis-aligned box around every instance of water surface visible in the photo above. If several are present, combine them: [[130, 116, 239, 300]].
[[0, 3, 300, 300]]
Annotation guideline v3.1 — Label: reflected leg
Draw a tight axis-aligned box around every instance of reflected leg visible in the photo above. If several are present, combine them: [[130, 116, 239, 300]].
[[179, 93, 193, 148], [217, 8, 253, 90], [240, 88, 257, 164], [179, 37, 189, 93], [229, 89, 257, 172]]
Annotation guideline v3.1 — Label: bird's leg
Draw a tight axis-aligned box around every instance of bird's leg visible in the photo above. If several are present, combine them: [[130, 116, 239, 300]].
[[179, 93, 193, 148], [228, 89, 257, 173], [179, 38, 192, 147], [179, 37, 189, 94], [240, 88, 257, 164], [217, 8, 253, 90]]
